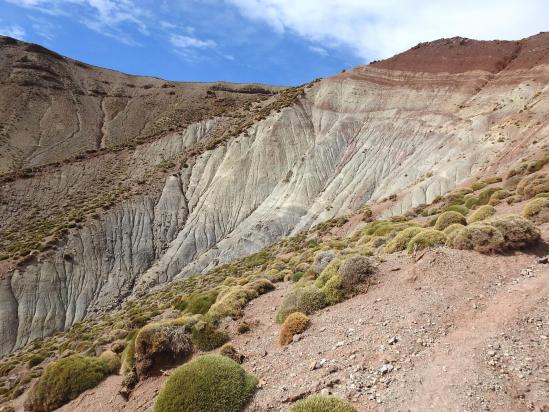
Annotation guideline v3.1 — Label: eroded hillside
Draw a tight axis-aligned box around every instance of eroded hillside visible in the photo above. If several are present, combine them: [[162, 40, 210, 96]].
[[1, 33, 549, 363]]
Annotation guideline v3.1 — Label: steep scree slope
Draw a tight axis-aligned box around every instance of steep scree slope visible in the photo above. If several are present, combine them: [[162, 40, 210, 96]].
[[0, 34, 548, 356]]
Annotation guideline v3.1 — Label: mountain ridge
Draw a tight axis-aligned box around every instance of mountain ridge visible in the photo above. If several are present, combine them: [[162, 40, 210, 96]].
[[0, 32, 547, 360]]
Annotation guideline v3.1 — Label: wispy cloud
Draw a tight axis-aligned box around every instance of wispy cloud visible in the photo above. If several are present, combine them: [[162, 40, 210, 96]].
[[6, 0, 148, 43], [0, 24, 26, 39], [170, 34, 216, 49], [227, 0, 549, 60], [309, 45, 328, 57]]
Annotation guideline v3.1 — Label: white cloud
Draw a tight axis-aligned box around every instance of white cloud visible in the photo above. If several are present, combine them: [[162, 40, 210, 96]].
[[170, 34, 216, 49], [0, 24, 26, 39], [226, 0, 549, 60], [7, 0, 148, 41], [309, 45, 328, 56]]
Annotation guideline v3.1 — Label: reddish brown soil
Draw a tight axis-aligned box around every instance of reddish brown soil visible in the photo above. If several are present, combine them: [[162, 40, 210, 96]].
[[370, 32, 549, 74]]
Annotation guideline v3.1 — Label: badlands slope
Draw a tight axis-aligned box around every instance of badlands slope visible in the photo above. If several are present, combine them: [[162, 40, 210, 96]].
[[0, 33, 548, 359]]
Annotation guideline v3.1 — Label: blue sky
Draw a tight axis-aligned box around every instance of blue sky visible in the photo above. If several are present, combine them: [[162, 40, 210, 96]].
[[0, 1, 548, 86]]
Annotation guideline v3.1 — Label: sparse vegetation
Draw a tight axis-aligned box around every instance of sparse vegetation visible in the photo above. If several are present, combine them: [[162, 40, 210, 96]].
[[288, 394, 357, 412], [153, 355, 257, 412], [279, 312, 310, 345], [25, 355, 110, 412]]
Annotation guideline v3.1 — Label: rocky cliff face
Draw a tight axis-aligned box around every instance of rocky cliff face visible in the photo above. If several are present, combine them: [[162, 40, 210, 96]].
[[1, 33, 548, 356]]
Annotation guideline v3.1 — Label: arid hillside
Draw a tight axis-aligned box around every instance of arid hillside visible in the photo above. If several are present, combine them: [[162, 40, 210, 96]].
[[0, 31, 548, 390], [0, 35, 283, 174]]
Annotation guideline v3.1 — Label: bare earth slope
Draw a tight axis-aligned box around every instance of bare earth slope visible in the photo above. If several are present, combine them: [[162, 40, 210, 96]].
[[1, 33, 548, 358], [0, 36, 281, 174], [28, 223, 548, 412]]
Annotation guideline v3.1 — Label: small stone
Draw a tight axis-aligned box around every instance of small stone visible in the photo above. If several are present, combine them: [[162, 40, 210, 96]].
[[388, 337, 398, 345], [379, 364, 394, 374]]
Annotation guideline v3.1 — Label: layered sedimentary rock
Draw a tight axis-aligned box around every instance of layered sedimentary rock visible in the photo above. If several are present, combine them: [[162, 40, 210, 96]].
[[1, 33, 548, 355]]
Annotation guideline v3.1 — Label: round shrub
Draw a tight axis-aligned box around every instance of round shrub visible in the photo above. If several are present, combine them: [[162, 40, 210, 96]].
[[464, 196, 479, 209], [483, 176, 502, 184], [407, 230, 447, 253], [478, 187, 500, 205], [384, 227, 423, 253], [523, 197, 549, 224], [471, 181, 487, 191], [279, 312, 310, 345], [289, 394, 357, 412], [489, 215, 541, 248], [25, 355, 109, 412], [182, 291, 218, 315], [488, 189, 511, 205], [276, 285, 327, 323], [338, 256, 375, 295], [468, 205, 496, 223], [99, 350, 121, 374], [445, 204, 469, 216], [535, 192, 549, 199], [321, 275, 344, 305], [443, 223, 465, 235], [434, 211, 467, 231], [448, 223, 504, 253], [314, 259, 340, 288], [207, 280, 273, 322], [153, 355, 257, 412], [292, 271, 305, 282], [516, 171, 549, 198], [191, 321, 229, 351]]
